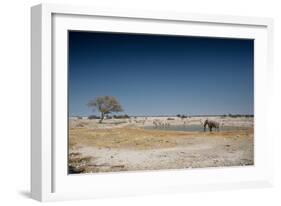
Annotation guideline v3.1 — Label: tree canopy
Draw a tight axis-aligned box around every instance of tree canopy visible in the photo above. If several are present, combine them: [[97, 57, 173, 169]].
[[87, 96, 123, 123]]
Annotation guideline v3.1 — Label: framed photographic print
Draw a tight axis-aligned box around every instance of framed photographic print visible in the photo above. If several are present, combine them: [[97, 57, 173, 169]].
[[31, 3, 274, 201]]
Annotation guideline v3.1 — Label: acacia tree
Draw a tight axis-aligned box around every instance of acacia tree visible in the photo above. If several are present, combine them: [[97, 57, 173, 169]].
[[87, 96, 123, 123]]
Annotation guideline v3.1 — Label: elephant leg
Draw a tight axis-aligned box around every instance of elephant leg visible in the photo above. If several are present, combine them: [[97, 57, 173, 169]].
[[210, 126, 212, 132]]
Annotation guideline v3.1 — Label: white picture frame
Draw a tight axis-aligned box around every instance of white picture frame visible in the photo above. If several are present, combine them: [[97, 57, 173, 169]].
[[31, 3, 274, 202]]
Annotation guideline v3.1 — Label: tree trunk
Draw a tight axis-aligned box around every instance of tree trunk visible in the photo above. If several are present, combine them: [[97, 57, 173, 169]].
[[99, 112, 105, 123]]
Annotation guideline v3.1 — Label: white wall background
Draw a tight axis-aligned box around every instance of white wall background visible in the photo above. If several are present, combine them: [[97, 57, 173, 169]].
[[0, 0, 280, 205]]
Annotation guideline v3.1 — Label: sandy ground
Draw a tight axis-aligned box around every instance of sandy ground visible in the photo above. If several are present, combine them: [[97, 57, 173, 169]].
[[68, 116, 254, 174]]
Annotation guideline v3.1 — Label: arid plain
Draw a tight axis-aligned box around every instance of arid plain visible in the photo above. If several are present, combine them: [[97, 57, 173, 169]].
[[68, 116, 254, 174]]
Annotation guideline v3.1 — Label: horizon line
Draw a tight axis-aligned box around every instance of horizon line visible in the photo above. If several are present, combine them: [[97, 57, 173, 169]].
[[70, 113, 254, 117]]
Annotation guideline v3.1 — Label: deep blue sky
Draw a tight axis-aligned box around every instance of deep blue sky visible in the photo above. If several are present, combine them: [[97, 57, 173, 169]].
[[68, 31, 254, 116]]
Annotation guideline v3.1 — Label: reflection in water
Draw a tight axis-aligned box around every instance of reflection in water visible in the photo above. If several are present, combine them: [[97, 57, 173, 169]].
[[142, 125, 248, 132]]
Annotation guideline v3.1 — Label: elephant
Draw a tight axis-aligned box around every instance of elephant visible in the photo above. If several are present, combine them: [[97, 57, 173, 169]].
[[203, 119, 220, 132]]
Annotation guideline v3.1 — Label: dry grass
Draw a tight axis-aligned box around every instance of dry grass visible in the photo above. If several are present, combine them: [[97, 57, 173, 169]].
[[69, 127, 253, 150]]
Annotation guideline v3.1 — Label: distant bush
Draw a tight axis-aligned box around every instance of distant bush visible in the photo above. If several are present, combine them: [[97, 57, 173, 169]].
[[106, 115, 112, 119], [227, 114, 254, 118], [176, 114, 187, 119], [113, 114, 130, 119], [167, 118, 175, 120], [88, 115, 100, 120], [77, 116, 83, 120]]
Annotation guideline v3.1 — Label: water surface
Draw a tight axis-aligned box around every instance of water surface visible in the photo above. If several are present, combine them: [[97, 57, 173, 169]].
[[143, 125, 248, 132]]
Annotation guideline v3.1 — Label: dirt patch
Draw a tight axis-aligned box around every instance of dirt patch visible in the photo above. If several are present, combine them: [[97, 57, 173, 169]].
[[69, 125, 253, 173]]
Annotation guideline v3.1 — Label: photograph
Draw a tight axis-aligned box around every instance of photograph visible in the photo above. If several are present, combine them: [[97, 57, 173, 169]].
[[68, 31, 254, 174]]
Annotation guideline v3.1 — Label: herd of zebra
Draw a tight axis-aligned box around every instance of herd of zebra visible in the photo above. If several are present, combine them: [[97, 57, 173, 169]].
[[152, 119, 171, 128], [128, 118, 222, 132], [152, 119, 222, 132], [152, 119, 204, 128]]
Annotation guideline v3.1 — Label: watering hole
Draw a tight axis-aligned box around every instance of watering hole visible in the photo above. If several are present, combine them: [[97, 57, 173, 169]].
[[142, 125, 249, 132]]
